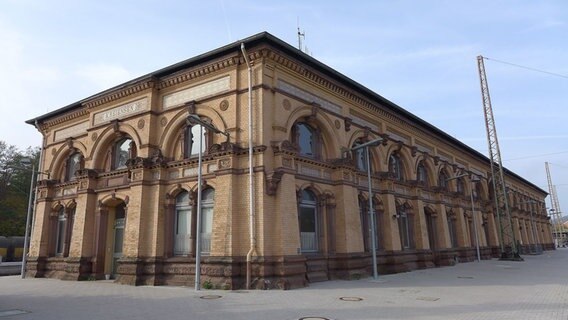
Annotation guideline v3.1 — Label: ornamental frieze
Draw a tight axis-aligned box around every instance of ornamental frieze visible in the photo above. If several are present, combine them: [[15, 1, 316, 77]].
[[162, 76, 230, 109], [53, 121, 89, 142], [93, 98, 149, 125]]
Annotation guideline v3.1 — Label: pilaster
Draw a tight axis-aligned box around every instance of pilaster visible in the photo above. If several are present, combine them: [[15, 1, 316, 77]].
[[411, 198, 429, 250], [436, 204, 451, 249], [381, 193, 401, 251]]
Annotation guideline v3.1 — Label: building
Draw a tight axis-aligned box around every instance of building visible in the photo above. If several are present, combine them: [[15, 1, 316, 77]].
[[25, 32, 552, 289]]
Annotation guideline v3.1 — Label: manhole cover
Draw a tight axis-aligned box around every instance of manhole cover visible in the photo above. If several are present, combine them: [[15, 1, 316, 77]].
[[199, 295, 222, 300], [298, 317, 331, 320], [0, 310, 29, 317], [339, 296, 364, 301], [457, 276, 474, 279]]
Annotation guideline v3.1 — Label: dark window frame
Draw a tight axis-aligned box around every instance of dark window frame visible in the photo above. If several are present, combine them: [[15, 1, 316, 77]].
[[298, 189, 319, 253]]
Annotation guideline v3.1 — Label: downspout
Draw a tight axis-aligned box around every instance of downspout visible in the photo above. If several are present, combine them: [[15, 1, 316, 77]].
[[241, 43, 256, 289]]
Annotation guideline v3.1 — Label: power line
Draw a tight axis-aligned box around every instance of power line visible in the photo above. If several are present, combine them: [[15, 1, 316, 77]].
[[483, 56, 568, 79], [503, 151, 568, 162], [550, 163, 568, 170]]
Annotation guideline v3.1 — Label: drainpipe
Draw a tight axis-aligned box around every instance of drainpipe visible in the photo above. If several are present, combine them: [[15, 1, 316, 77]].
[[241, 43, 256, 289]]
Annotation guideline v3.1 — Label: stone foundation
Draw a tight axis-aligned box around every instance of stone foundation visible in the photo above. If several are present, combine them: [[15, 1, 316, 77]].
[[24, 246, 554, 289]]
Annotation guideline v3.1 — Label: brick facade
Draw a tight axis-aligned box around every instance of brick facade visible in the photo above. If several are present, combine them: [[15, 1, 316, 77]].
[[25, 32, 552, 289]]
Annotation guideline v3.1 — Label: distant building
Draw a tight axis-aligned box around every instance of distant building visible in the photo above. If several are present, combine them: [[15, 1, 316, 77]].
[[25, 32, 552, 289]]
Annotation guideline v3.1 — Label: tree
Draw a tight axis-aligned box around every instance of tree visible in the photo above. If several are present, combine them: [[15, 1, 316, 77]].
[[0, 141, 40, 236]]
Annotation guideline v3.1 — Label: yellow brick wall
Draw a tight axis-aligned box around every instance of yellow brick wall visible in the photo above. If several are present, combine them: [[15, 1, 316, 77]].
[[27, 41, 550, 270]]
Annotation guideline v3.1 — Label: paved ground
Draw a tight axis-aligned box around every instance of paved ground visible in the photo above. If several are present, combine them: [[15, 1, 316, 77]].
[[1, 249, 568, 320]]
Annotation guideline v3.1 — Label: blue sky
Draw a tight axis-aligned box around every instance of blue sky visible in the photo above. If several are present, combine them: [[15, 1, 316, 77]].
[[1, 0, 566, 213]]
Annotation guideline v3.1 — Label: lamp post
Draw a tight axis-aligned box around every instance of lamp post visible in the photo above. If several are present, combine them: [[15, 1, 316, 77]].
[[21, 161, 35, 279], [447, 174, 481, 262], [349, 138, 382, 280], [8, 158, 48, 279], [187, 114, 229, 291]]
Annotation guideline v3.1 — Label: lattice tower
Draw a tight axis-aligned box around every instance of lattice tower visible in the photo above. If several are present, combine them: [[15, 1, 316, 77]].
[[477, 56, 521, 260], [545, 162, 564, 246]]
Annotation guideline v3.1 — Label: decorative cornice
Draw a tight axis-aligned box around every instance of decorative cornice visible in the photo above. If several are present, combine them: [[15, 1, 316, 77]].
[[42, 109, 89, 128], [158, 56, 240, 90], [265, 49, 496, 167], [82, 78, 157, 109]]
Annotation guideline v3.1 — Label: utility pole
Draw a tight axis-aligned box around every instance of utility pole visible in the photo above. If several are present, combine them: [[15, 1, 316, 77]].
[[477, 56, 522, 261], [545, 162, 564, 247]]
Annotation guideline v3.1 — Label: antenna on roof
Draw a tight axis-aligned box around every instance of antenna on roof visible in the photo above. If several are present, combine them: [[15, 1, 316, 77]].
[[297, 19, 312, 56], [297, 18, 305, 51]]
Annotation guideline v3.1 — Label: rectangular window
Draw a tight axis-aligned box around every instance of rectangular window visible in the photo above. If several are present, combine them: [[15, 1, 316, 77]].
[[200, 206, 213, 254], [174, 209, 191, 255], [448, 218, 458, 248], [299, 206, 317, 252], [399, 214, 410, 249], [55, 219, 66, 255]]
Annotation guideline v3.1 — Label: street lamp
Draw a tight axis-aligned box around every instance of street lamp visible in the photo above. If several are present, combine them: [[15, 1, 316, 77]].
[[7, 157, 48, 279], [447, 174, 481, 262], [349, 138, 382, 280], [187, 114, 229, 291]]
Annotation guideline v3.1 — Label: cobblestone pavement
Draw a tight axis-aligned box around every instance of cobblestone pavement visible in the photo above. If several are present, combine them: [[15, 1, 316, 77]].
[[1, 249, 568, 320]]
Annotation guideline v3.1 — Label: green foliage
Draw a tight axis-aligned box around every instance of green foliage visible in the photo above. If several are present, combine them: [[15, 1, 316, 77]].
[[202, 280, 213, 289], [0, 141, 40, 237]]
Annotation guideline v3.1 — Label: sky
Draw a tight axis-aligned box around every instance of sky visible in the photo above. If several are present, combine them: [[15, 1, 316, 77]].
[[0, 0, 566, 215]]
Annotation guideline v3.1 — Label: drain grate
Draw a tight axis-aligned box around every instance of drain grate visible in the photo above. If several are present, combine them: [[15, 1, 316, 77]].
[[339, 296, 364, 302], [457, 276, 474, 279], [0, 310, 29, 317], [199, 295, 222, 300]]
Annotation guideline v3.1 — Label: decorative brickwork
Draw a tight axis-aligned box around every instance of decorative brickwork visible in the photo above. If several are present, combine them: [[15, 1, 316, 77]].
[[25, 32, 551, 289]]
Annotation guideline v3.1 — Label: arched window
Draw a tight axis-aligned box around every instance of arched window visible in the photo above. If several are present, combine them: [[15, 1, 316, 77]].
[[389, 153, 404, 181], [200, 188, 215, 255], [55, 207, 66, 256], [174, 191, 192, 256], [113, 138, 135, 170], [417, 161, 429, 186], [293, 122, 321, 159], [438, 170, 449, 191], [352, 139, 372, 172], [65, 152, 83, 182], [183, 123, 208, 158], [298, 189, 318, 252]]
